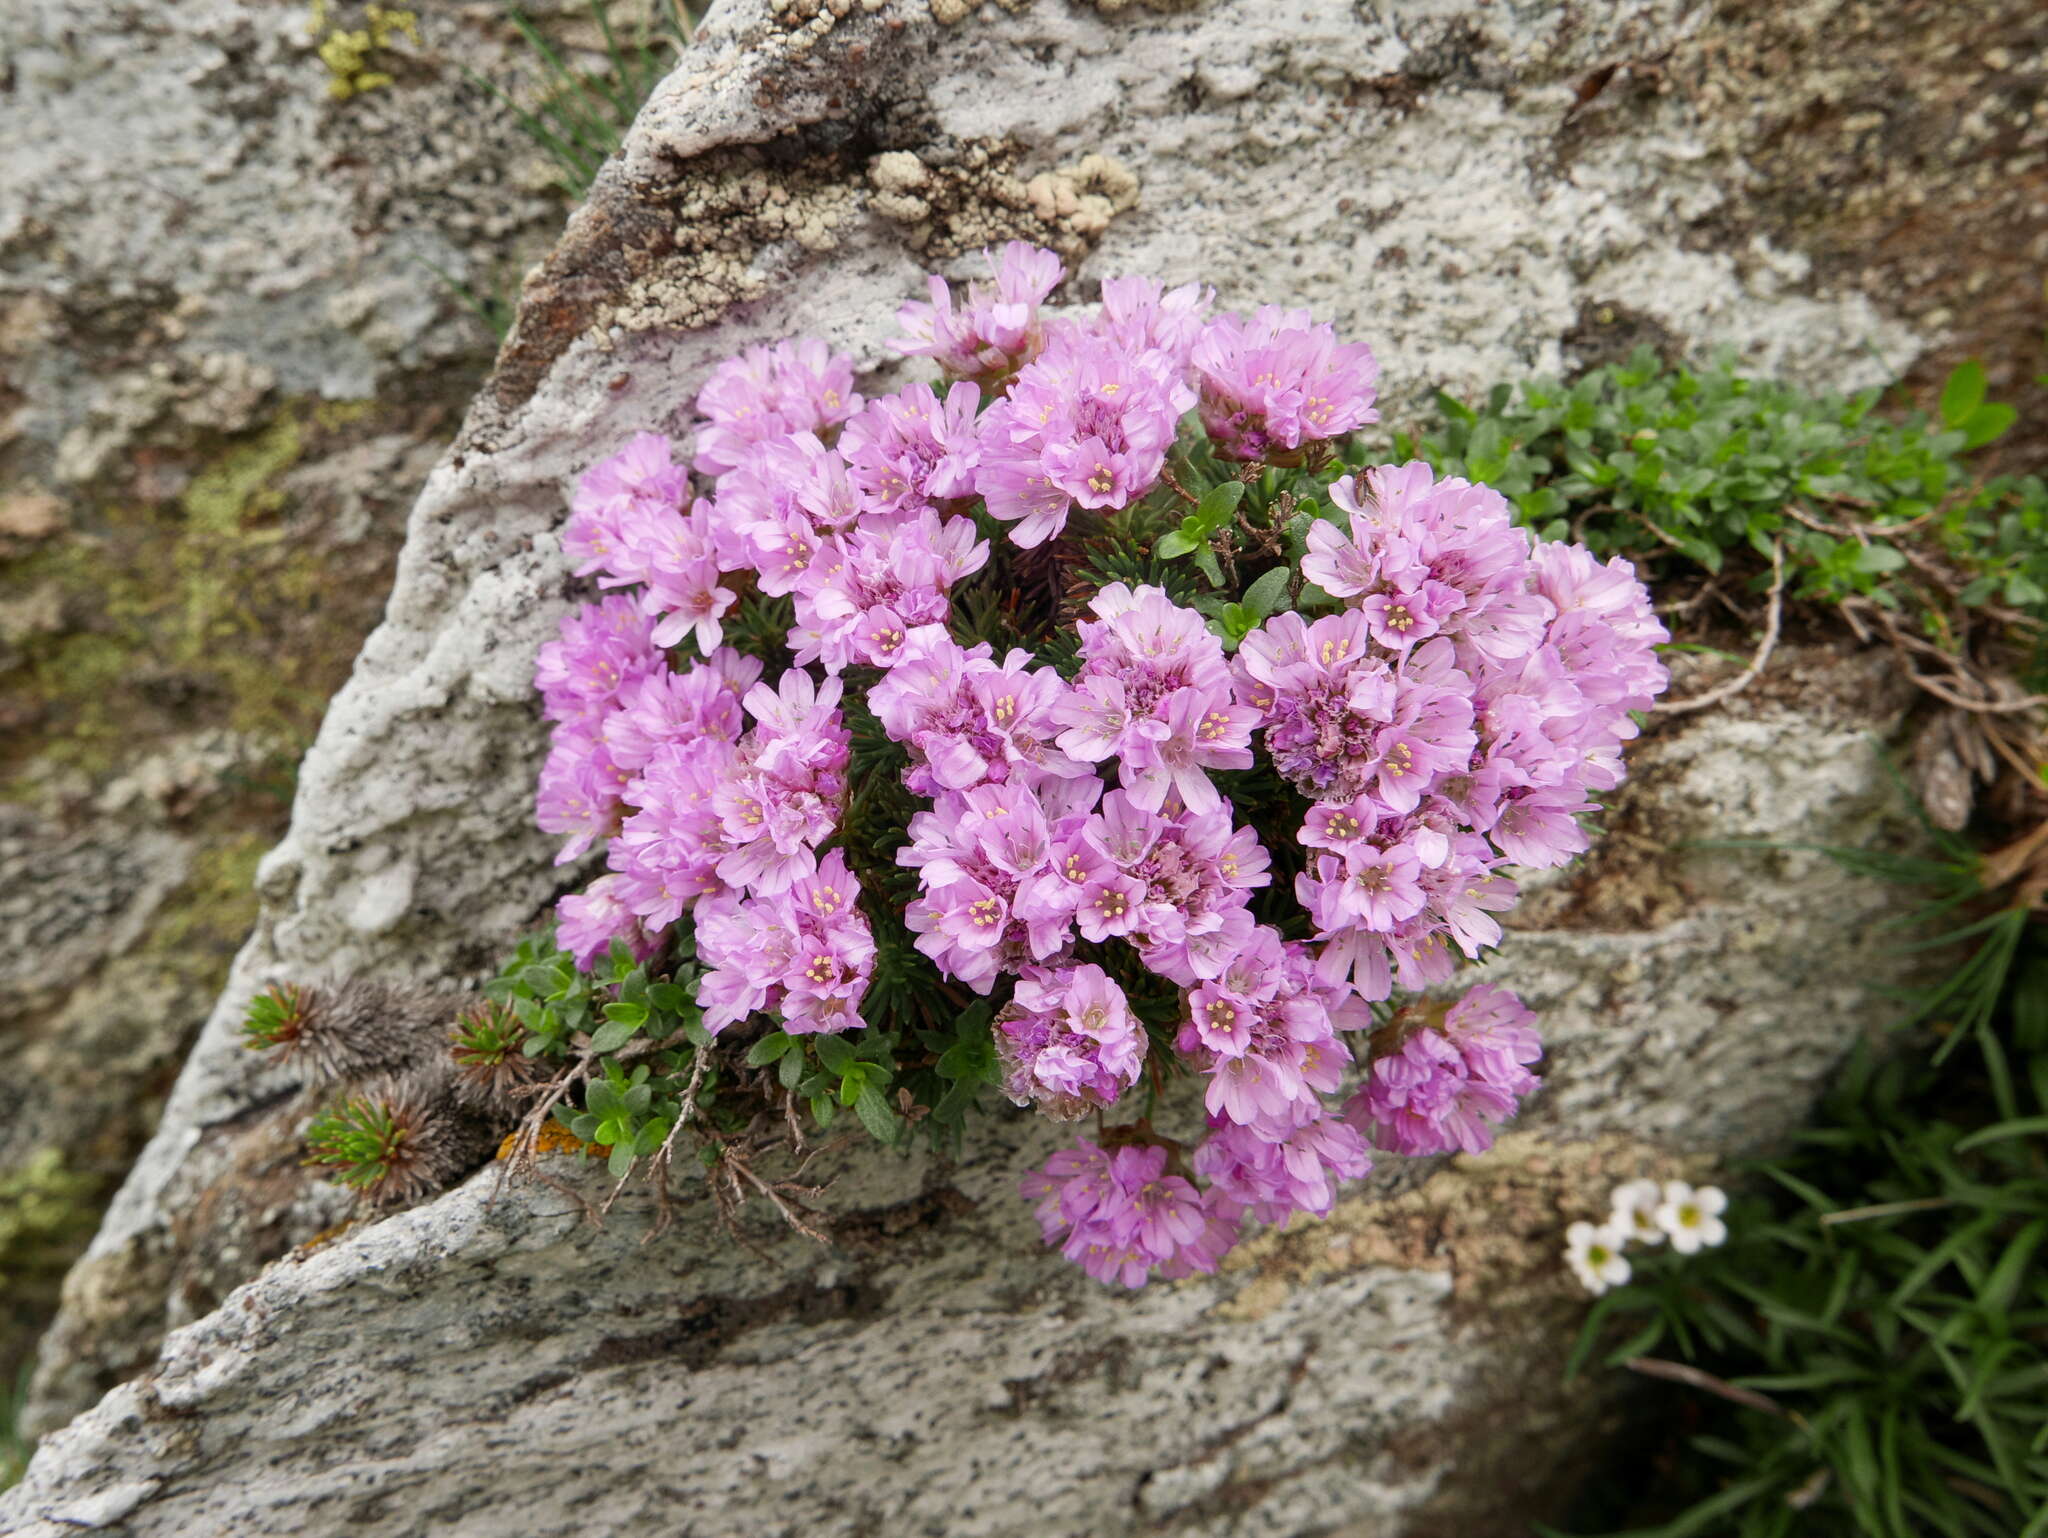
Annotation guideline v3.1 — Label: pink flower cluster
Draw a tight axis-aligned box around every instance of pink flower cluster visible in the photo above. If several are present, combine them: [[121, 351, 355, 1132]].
[[532, 240, 1671, 1290], [1021, 1139, 1235, 1287], [1344, 985, 1543, 1157], [1239, 462, 1668, 1005]]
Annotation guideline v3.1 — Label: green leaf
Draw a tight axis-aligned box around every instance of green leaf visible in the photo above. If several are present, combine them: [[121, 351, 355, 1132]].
[[1241, 566, 1293, 620], [1194, 480, 1245, 531], [602, 1001, 649, 1028], [586, 1018, 637, 1055], [778, 1047, 805, 1090], [648, 982, 690, 1014], [1155, 527, 1199, 559], [814, 1034, 854, 1075], [1962, 402, 2016, 450], [1852, 543, 1908, 574], [854, 1082, 899, 1145], [1192, 547, 1224, 586], [745, 1031, 794, 1067], [1940, 360, 1987, 427], [606, 1143, 636, 1179]]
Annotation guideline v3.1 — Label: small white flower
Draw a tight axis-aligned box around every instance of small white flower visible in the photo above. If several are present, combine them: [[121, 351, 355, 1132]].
[[1654, 1181, 1728, 1254], [1565, 1219, 1633, 1295], [1609, 1177, 1666, 1246]]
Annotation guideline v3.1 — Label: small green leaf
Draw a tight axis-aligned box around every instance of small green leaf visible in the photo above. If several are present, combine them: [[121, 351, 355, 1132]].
[[587, 1019, 637, 1055], [1155, 527, 1199, 559], [778, 1047, 805, 1089], [647, 982, 690, 1014], [745, 1031, 794, 1067], [1194, 480, 1246, 531], [1962, 402, 2016, 450], [814, 1034, 854, 1074], [606, 1143, 636, 1179], [854, 1083, 899, 1145], [1940, 359, 1986, 427], [1241, 566, 1292, 619], [602, 1001, 649, 1028]]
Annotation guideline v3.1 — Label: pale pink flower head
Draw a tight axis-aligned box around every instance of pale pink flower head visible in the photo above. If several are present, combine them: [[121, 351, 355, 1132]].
[[563, 432, 688, 586], [1191, 305, 1378, 462], [975, 332, 1192, 548], [555, 872, 660, 972], [532, 596, 664, 725], [1095, 274, 1214, 367], [892, 241, 1064, 384], [1343, 984, 1543, 1157], [692, 337, 861, 475], [838, 381, 982, 518], [995, 962, 1146, 1118]]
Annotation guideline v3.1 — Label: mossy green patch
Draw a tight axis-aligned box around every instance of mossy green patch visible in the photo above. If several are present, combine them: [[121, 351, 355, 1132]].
[[0, 1147, 104, 1406], [1, 398, 393, 798]]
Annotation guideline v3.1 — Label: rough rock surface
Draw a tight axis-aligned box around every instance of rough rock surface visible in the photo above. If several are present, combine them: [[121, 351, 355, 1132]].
[[2, 0, 1974, 1525], [1, 647, 1925, 1538], [0, 0, 631, 1381]]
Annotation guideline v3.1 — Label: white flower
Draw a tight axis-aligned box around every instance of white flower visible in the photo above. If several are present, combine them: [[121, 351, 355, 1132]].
[[1565, 1220, 1633, 1295], [1654, 1181, 1728, 1254], [1609, 1177, 1666, 1246]]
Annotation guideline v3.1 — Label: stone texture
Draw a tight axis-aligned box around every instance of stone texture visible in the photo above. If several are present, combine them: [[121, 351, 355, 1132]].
[[0, 0, 633, 1381], [1, 0, 1984, 1525], [0, 635, 1925, 1535]]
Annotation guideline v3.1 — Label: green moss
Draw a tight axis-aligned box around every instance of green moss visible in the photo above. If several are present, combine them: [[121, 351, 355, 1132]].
[[142, 831, 269, 976], [0, 1148, 104, 1422], [0, 399, 383, 797]]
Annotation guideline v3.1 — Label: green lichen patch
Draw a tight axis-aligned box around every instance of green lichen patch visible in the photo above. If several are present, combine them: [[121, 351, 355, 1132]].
[[0, 400, 407, 800], [0, 1150, 103, 1392]]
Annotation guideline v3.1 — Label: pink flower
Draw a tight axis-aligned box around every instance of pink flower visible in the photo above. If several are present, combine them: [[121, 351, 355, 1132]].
[[1344, 984, 1542, 1156], [692, 338, 861, 475], [1193, 1114, 1371, 1224], [1095, 274, 1213, 366], [790, 511, 987, 673], [1053, 583, 1251, 814], [892, 241, 1064, 383], [1191, 306, 1378, 461], [562, 432, 689, 586], [1020, 1138, 1228, 1288], [532, 596, 664, 726], [996, 963, 1146, 1116], [868, 627, 1092, 797], [838, 381, 982, 518], [601, 653, 757, 773], [535, 723, 630, 865], [555, 873, 661, 971], [975, 333, 1191, 547], [694, 850, 876, 1036]]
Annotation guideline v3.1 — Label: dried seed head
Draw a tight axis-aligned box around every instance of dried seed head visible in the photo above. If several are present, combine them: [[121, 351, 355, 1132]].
[[448, 1000, 545, 1120], [248, 977, 465, 1085]]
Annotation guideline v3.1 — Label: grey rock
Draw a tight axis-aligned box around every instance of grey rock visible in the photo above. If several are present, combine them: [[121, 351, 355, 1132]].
[[9, 0, 1938, 1527]]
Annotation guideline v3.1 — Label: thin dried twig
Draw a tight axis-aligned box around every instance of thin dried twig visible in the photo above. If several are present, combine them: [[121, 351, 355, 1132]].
[[1655, 537, 1784, 715], [1624, 1357, 1788, 1418], [1819, 1196, 1955, 1227]]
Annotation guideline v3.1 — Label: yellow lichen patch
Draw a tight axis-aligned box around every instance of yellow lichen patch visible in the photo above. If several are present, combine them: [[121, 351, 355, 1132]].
[[499, 1119, 593, 1161], [308, 1, 421, 102], [292, 1220, 358, 1257], [1212, 1132, 1713, 1324]]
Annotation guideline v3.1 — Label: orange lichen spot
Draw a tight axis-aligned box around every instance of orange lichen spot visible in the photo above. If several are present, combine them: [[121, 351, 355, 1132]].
[[498, 1119, 592, 1161]]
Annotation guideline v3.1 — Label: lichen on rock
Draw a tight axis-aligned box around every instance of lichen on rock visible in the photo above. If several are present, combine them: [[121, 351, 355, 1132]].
[[6, 0, 2018, 1527]]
